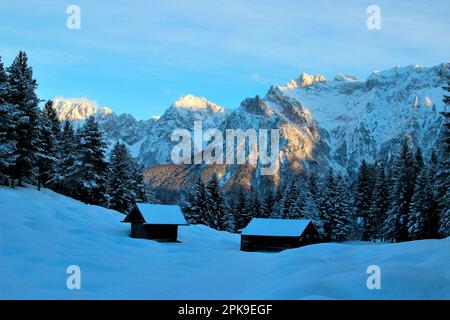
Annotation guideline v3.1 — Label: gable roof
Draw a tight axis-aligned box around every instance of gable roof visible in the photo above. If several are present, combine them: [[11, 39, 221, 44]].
[[123, 204, 188, 225], [241, 218, 314, 237]]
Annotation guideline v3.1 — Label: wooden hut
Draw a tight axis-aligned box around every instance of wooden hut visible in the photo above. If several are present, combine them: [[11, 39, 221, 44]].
[[240, 218, 319, 252], [122, 204, 188, 242]]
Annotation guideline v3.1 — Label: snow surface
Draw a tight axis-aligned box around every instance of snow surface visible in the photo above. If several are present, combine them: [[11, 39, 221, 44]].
[[0, 186, 449, 299], [134, 204, 187, 225], [241, 218, 311, 237]]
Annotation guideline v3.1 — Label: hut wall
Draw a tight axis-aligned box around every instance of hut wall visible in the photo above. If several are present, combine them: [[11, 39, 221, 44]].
[[145, 224, 179, 242], [131, 222, 148, 239], [299, 223, 320, 246], [240, 235, 301, 252]]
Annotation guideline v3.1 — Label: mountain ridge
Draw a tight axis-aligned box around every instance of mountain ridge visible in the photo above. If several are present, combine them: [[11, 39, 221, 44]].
[[52, 62, 449, 197]]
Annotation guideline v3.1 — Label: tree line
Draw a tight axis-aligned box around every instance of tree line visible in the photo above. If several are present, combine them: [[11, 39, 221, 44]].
[[0, 51, 153, 213], [182, 81, 450, 242]]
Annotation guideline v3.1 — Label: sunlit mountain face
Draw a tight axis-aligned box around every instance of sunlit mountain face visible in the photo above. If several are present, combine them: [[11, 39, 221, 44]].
[[54, 63, 449, 200]]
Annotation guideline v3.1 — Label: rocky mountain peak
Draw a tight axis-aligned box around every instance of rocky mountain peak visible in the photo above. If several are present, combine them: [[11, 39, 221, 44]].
[[171, 94, 224, 113], [285, 73, 326, 89], [333, 73, 358, 82], [52, 98, 112, 121]]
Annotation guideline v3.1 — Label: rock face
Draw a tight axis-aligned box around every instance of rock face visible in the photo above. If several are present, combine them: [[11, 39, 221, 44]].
[[137, 95, 228, 167], [54, 63, 449, 199]]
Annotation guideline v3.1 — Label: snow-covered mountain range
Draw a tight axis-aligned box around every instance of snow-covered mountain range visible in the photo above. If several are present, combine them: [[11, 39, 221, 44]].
[[53, 63, 449, 194]]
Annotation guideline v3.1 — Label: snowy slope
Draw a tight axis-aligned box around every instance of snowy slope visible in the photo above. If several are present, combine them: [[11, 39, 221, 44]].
[[1, 186, 449, 299]]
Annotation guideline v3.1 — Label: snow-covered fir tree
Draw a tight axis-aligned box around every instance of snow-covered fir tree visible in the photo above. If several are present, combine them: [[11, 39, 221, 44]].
[[355, 159, 374, 241], [383, 137, 416, 242], [407, 161, 435, 240], [232, 189, 250, 231], [43, 100, 61, 143], [180, 177, 207, 225], [71, 116, 109, 205], [34, 109, 57, 190], [369, 161, 390, 240], [276, 178, 297, 218], [425, 152, 442, 239], [302, 187, 322, 233], [131, 161, 155, 204], [49, 120, 77, 195], [435, 79, 450, 236], [204, 174, 232, 231], [259, 188, 275, 218], [0, 56, 18, 184], [106, 141, 136, 214], [288, 179, 308, 219], [288, 193, 304, 220], [318, 168, 338, 240], [7, 51, 40, 186], [413, 148, 424, 179], [248, 190, 261, 218], [333, 175, 354, 241]]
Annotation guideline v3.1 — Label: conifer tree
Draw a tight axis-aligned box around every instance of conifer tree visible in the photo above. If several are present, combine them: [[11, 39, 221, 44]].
[[384, 137, 416, 242], [369, 161, 390, 240], [233, 189, 251, 231], [435, 79, 450, 236], [355, 160, 373, 241], [273, 180, 286, 210], [107, 141, 135, 214], [43, 100, 61, 142], [426, 152, 442, 238], [407, 164, 434, 240], [333, 175, 353, 241], [288, 194, 305, 220], [181, 177, 207, 224], [288, 179, 308, 219], [0, 56, 17, 185], [277, 178, 297, 218], [72, 116, 108, 205], [131, 161, 154, 204], [414, 148, 424, 177], [34, 110, 57, 190], [7, 51, 39, 186], [309, 172, 318, 200], [302, 188, 322, 232], [205, 174, 229, 231], [260, 188, 275, 218], [49, 120, 77, 195], [319, 168, 338, 240], [250, 190, 261, 218]]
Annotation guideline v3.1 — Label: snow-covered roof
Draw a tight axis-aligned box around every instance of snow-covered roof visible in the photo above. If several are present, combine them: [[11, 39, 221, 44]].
[[136, 204, 187, 225], [241, 218, 313, 237]]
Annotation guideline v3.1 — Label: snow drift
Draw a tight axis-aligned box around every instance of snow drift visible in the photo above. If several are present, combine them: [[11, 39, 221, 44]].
[[0, 186, 449, 299]]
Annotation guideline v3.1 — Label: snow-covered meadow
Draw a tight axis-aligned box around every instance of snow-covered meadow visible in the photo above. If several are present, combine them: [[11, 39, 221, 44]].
[[0, 186, 449, 299]]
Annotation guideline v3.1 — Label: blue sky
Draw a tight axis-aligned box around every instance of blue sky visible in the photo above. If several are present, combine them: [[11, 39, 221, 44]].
[[0, 0, 449, 119]]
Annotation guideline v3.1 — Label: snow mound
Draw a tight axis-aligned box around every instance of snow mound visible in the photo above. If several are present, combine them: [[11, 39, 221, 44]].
[[0, 186, 449, 299]]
